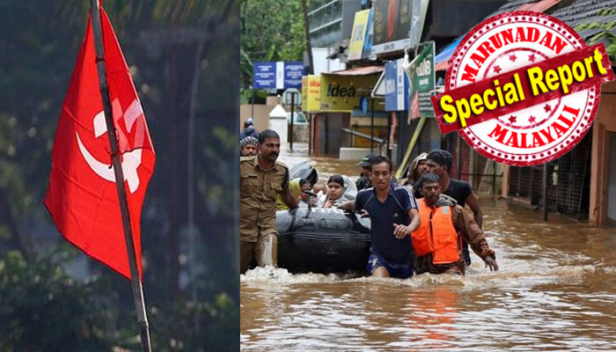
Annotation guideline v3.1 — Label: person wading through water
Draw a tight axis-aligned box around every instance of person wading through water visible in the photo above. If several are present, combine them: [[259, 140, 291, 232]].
[[340, 155, 421, 279], [240, 129, 297, 274], [412, 174, 498, 275], [414, 149, 484, 266], [356, 153, 377, 191], [400, 152, 428, 193]]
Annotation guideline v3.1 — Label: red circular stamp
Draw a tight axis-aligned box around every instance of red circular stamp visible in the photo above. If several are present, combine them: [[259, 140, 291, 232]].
[[431, 11, 614, 166]]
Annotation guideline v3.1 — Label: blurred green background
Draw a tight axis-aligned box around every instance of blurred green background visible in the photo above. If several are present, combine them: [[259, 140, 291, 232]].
[[0, 1, 239, 351]]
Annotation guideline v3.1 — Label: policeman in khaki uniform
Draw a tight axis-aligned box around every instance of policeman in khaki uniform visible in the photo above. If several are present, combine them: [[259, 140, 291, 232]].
[[240, 130, 297, 274]]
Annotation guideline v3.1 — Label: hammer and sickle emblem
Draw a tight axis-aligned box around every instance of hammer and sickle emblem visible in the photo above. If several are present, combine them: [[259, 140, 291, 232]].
[[76, 99, 144, 194]]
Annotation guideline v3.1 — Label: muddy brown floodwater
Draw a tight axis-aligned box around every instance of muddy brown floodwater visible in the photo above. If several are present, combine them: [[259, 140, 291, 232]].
[[241, 143, 616, 351]]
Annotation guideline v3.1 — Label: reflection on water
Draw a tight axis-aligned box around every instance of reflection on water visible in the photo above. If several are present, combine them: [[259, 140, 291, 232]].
[[241, 144, 616, 351]]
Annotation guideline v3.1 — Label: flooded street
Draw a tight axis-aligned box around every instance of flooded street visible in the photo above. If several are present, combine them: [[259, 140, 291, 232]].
[[241, 144, 616, 351]]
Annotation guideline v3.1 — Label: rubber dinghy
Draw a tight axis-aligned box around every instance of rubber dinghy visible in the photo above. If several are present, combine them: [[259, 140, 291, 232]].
[[276, 161, 371, 273], [277, 207, 371, 273]]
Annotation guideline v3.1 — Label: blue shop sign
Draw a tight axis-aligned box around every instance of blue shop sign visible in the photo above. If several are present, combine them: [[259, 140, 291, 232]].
[[384, 59, 409, 111]]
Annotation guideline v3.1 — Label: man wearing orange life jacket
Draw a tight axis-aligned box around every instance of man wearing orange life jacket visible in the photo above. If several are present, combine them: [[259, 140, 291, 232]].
[[412, 174, 499, 275]]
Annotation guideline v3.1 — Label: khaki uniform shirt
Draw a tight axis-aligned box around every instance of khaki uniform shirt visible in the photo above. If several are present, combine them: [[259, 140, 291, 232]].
[[240, 155, 289, 243]]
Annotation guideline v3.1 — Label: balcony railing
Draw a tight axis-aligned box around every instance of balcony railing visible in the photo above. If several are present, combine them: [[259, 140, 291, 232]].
[[308, 0, 343, 47]]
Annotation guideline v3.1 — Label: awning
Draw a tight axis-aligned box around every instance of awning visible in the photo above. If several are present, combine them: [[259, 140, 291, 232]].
[[433, 0, 562, 72], [434, 37, 463, 72], [327, 65, 384, 76]]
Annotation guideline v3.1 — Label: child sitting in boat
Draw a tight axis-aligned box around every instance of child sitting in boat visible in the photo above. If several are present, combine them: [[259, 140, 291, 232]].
[[312, 182, 328, 208], [297, 179, 314, 208], [323, 175, 357, 209]]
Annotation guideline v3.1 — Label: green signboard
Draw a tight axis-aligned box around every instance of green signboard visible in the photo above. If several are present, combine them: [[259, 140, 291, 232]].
[[406, 41, 435, 120]]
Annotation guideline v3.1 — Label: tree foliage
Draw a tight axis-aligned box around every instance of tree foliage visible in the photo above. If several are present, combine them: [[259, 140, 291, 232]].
[[240, 0, 306, 91], [240, 0, 305, 61], [0, 250, 117, 351], [0, 248, 238, 351]]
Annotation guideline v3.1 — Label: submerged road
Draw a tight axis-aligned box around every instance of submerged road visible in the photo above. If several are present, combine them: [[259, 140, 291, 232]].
[[241, 144, 616, 351]]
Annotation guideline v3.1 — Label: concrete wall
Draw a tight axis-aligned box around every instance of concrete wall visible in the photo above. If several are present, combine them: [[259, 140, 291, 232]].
[[240, 104, 273, 133], [239, 96, 283, 131], [589, 78, 616, 226], [240, 102, 308, 143]]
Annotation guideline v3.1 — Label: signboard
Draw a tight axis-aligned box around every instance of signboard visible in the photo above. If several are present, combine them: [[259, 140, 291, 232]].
[[362, 8, 375, 59], [253, 62, 277, 89], [282, 88, 301, 106], [384, 59, 409, 111], [284, 62, 304, 89], [372, 0, 412, 55], [253, 61, 306, 89], [405, 41, 435, 119], [410, 0, 429, 48], [348, 10, 370, 61], [302, 75, 321, 112], [320, 73, 384, 112]]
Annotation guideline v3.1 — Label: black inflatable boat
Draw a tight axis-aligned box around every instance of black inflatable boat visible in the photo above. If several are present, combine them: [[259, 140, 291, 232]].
[[275, 161, 372, 273], [277, 206, 371, 273]]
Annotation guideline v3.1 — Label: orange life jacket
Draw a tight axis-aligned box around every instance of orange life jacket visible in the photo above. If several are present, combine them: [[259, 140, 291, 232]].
[[411, 198, 461, 265]]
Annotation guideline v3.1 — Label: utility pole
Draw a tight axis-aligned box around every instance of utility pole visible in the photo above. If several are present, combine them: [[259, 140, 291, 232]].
[[290, 92, 295, 150], [301, 0, 314, 74]]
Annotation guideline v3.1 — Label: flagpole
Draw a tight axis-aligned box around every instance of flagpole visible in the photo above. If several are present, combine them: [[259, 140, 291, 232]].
[[90, 1, 152, 351]]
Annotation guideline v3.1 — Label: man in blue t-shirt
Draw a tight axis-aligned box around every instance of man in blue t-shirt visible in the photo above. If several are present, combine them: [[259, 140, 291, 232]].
[[340, 155, 420, 278]]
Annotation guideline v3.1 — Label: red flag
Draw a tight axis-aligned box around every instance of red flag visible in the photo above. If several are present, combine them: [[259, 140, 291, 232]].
[[44, 9, 155, 279]]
